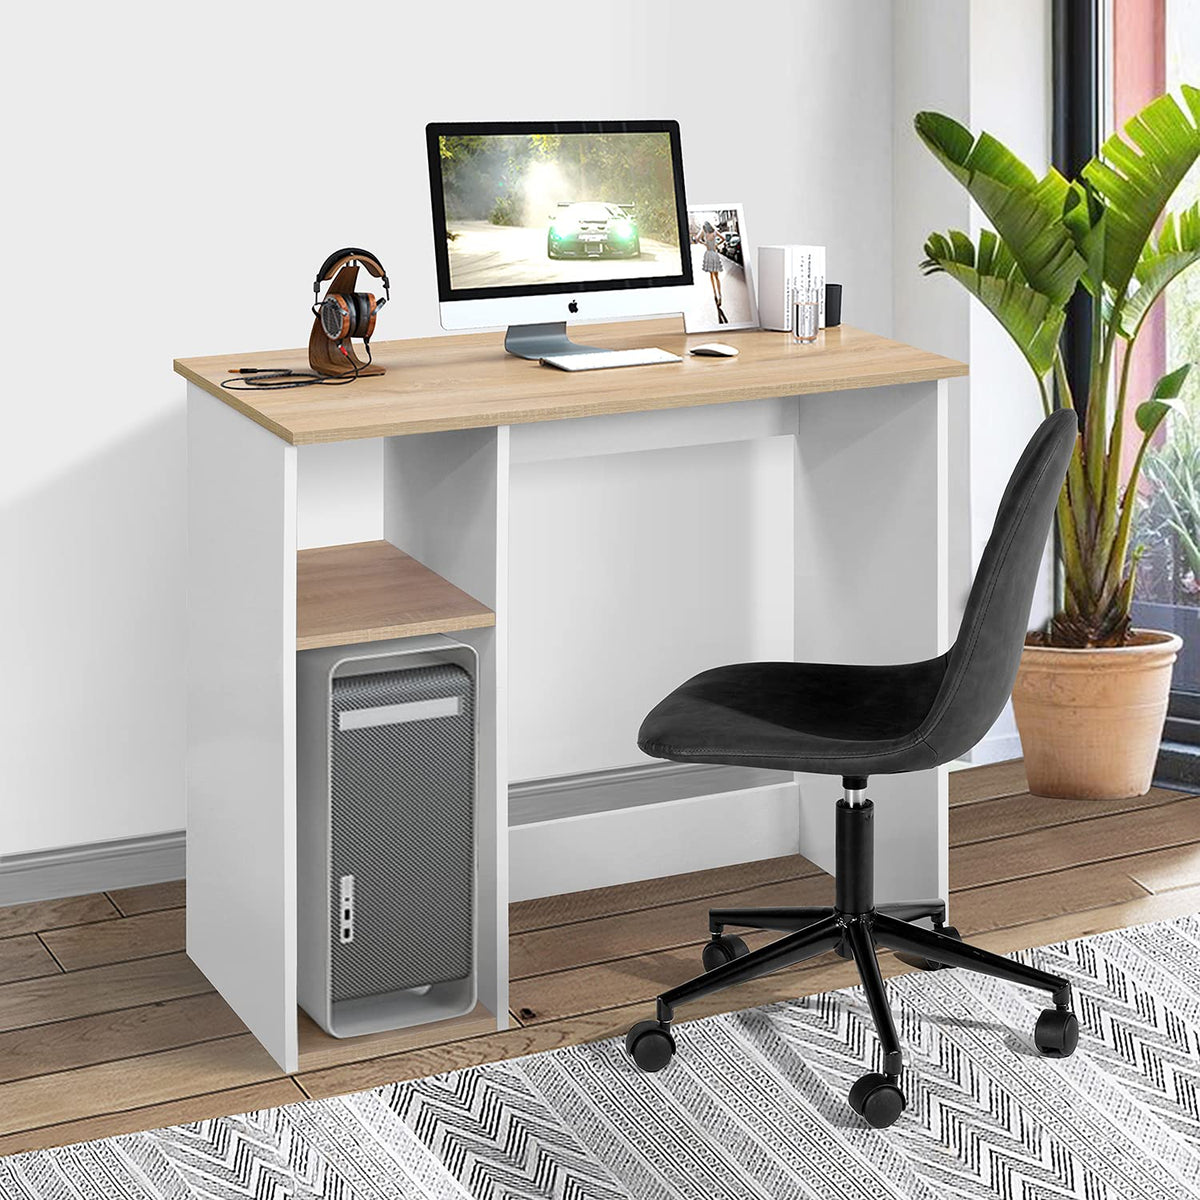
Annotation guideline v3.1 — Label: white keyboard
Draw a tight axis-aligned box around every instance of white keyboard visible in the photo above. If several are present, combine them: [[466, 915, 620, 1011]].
[[540, 347, 682, 371]]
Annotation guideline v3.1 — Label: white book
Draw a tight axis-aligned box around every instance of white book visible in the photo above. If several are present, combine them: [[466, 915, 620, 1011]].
[[757, 244, 827, 331], [757, 245, 792, 331]]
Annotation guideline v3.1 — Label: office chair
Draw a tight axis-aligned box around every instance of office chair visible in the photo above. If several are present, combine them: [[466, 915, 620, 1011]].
[[625, 409, 1080, 1128]]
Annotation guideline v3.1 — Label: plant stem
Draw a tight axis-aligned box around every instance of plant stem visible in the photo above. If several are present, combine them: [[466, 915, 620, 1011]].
[[1055, 350, 1091, 592], [1036, 372, 1053, 419]]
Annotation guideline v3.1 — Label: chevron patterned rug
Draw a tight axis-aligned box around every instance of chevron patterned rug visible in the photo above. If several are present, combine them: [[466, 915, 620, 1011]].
[[3, 914, 1199, 1199]]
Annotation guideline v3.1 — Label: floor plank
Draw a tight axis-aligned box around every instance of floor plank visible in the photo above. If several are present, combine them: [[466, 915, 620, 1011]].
[[0, 936, 60, 986], [3, 758, 1199, 1155], [949, 857, 1152, 935], [967, 882, 1200, 956], [0, 954, 211, 1034], [0, 993, 245, 1086], [297, 1004, 498, 1074], [0, 894, 117, 940], [0, 1079, 305, 1157], [302, 954, 901, 1101], [298, 1011, 643, 1099], [510, 873, 834, 980], [40, 909, 185, 972], [304, 882, 1200, 1101], [1123, 841, 1200, 894], [510, 853, 821, 935], [949, 759, 1028, 806], [950, 785, 1188, 846], [0, 1035, 283, 1137], [509, 930, 788, 1025], [949, 793, 1200, 889], [510, 841, 1193, 1027], [107, 880, 186, 918]]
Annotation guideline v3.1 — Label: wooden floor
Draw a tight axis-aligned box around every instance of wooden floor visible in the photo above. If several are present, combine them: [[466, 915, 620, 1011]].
[[1, 760, 1198, 1157]]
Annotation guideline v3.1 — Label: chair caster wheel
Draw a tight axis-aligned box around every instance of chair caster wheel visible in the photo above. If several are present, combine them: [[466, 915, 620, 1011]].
[[626, 1020, 676, 1072], [702, 934, 749, 971], [895, 925, 962, 971], [848, 1072, 906, 1128], [1034, 1007, 1079, 1058]]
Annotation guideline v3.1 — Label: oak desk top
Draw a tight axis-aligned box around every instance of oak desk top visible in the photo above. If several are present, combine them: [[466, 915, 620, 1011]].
[[174, 319, 967, 446]]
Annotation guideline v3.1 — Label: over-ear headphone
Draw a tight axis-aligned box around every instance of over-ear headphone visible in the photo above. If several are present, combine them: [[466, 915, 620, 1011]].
[[221, 246, 391, 392], [312, 247, 390, 344]]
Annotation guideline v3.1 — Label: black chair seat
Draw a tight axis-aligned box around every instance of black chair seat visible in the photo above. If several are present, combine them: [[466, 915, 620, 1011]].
[[638, 656, 949, 776]]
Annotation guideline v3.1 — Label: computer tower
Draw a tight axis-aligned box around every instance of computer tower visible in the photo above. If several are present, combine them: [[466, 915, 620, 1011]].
[[297, 634, 477, 1039]]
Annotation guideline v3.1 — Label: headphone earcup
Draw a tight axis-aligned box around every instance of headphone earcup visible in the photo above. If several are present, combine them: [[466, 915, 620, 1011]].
[[359, 294, 378, 340], [319, 294, 352, 341], [349, 293, 367, 339]]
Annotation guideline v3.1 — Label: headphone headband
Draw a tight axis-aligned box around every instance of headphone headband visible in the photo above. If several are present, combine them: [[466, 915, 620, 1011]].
[[315, 247, 389, 289]]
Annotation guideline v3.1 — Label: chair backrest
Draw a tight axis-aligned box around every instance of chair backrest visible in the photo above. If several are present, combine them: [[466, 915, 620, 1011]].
[[917, 408, 1077, 764]]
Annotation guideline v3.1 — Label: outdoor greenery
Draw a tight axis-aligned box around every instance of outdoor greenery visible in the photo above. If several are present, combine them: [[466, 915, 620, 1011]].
[[1138, 412, 1200, 605], [438, 132, 679, 244], [917, 86, 1200, 647]]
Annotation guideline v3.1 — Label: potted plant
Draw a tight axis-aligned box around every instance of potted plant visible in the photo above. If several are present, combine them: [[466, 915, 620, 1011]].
[[916, 87, 1198, 799]]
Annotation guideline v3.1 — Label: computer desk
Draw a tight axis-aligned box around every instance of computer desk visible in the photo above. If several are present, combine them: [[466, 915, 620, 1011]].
[[175, 317, 967, 1073]]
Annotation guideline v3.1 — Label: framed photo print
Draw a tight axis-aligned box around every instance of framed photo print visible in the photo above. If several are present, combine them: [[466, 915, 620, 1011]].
[[681, 203, 758, 332]]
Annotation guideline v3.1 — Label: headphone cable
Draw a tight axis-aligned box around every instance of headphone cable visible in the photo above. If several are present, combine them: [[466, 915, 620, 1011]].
[[220, 341, 371, 391]]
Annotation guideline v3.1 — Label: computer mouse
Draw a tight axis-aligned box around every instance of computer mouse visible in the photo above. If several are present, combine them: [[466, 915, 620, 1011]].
[[690, 343, 739, 357]]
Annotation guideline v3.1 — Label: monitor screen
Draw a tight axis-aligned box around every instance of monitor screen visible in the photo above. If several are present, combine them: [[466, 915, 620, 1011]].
[[426, 121, 692, 302]]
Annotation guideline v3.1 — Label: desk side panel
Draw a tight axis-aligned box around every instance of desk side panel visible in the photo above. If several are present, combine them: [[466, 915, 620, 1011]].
[[187, 385, 298, 1071], [793, 380, 949, 903]]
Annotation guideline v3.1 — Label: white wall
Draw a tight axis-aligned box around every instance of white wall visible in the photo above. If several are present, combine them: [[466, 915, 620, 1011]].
[[966, 0, 1055, 761], [893, 0, 1054, 762], [1, 0, 895, 858], [892, 0, 972, 634]]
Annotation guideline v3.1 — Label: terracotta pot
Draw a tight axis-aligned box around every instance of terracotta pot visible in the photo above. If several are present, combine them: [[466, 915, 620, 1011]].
[[1011, 629, 1182, 800]]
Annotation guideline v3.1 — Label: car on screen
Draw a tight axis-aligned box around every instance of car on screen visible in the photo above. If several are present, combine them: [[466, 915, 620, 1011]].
[[547, 202, 642, 259]]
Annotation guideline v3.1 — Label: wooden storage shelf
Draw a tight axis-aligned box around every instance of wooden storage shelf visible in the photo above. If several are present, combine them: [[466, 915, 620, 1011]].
[[296, 540, 494, 650]]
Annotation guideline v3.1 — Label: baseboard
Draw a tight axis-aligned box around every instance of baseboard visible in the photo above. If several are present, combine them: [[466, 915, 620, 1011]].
[[509, 776, 800, 902], [509, 760, 790, 824], [3, 764, 799, 908], [0, 832, 185, 906]]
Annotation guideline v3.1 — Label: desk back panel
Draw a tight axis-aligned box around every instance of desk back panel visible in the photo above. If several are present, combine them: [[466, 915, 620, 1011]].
[[296, 440, 384, 550], [507, 435, 795, 782]]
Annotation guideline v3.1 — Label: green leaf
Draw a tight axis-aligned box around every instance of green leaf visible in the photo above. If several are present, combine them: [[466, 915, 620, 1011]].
[[915, 112, 1037, 190], [1062, 180, 1107, 298], [1118, 202, 1200, 336], [922, 230, 1064, 376], [1081, 86, 1200, 297], [915, 112, 1086, 305], [1135, 363, 1191, 435]]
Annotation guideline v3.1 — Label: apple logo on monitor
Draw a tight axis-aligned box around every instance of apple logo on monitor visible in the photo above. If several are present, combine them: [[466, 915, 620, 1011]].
[[568, 299, 579, 314]]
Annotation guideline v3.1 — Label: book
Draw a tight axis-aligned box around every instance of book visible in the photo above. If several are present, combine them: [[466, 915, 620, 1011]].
[[757, 245, 827, 332]]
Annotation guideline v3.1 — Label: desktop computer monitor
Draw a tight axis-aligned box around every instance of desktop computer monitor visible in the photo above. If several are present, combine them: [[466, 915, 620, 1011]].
[[426, 120, 693, 357]]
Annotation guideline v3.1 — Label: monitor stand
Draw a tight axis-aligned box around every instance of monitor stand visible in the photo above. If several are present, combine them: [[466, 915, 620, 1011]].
[[504, 322, 604, 360]]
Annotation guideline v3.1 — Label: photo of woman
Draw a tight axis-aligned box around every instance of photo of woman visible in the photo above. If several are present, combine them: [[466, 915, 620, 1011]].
[[681, 204, 758, 333], [697, 220, 726, 310]]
